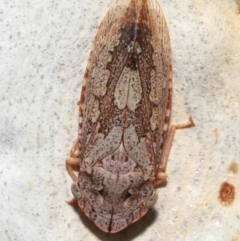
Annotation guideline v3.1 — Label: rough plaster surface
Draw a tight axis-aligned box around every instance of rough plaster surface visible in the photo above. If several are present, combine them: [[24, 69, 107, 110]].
[[0, 0, 240, 240]]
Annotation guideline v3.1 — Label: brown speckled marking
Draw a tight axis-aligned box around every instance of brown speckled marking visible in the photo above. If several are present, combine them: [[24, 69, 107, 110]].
[[65, 0, 194, 233], [219, 182, 236, 206], [228, 162, 238, 174]]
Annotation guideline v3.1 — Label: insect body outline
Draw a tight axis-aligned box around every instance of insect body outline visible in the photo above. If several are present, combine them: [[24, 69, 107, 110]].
[[65, 0, 194, 233]]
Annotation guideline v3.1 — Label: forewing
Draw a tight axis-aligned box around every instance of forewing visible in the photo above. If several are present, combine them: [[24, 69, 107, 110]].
[[122, 0, 172, 177], [78, 0, 132, 168], [78, 0, 172, 175]]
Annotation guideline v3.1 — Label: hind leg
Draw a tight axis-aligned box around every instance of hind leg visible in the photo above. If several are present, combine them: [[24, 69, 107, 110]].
[[155, 117, 195, 187]]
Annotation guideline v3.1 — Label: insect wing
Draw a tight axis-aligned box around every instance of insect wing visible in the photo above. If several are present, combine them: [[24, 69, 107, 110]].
[[79, 0, 171, 174]]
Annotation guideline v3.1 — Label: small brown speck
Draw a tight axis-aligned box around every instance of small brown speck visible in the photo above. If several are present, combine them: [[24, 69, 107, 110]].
[[219, 182, 236, 206], [79, 86, 86, 105], [228, 161, 238, 174], [84, 68, 89, 78]]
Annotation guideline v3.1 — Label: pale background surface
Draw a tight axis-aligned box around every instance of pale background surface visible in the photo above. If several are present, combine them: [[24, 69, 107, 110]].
[[0, 0, 240, 240]]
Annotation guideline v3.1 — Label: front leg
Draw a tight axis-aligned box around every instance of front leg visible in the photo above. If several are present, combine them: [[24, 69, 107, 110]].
[[65, 139, 80, 206], [65, 139, 80, 182], [155, 117, 195, 187]]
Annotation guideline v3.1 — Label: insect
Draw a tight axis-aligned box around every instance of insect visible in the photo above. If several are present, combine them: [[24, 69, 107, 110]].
[[65, 0, 194, 233]]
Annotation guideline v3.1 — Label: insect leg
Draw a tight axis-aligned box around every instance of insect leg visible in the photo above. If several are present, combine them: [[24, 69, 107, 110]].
[[65, 139, 81, 206], [65, 139, 80, 182], [155, 116, 195, 186]]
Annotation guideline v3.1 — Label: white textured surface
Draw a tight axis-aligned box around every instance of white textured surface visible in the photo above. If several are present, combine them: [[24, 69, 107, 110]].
[[0, 0, 240, 240]]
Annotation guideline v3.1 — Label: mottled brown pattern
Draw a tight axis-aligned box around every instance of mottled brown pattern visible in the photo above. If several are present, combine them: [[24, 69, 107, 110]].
[[71, 0, 172, 233]]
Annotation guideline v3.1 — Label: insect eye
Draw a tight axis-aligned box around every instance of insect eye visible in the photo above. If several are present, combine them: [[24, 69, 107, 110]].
[[145, 191, 158, 208], [71, 183, 82, 200]]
